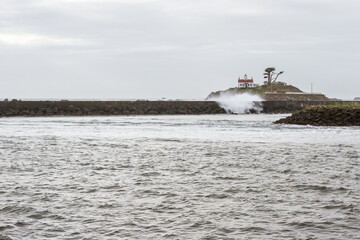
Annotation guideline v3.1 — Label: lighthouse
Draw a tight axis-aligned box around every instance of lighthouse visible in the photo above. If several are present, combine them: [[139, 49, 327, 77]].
[[238, 74, 256, 88]]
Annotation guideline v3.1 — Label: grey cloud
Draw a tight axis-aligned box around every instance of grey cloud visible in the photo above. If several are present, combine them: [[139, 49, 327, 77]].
[[0, 0, 359, 99]]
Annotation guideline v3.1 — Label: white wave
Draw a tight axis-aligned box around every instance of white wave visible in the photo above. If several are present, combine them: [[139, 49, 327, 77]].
[[207, 92, 263, 114]]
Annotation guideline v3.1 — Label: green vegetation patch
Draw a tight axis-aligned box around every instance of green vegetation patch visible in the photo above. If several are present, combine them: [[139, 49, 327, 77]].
[[328, 104, 360, 107]]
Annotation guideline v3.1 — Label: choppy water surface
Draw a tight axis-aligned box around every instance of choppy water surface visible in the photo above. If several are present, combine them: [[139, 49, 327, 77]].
[[0, 114, 359, 240]]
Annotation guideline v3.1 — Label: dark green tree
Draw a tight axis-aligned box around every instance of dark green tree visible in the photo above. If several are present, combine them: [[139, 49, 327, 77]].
[[263, 67, 284, 85]]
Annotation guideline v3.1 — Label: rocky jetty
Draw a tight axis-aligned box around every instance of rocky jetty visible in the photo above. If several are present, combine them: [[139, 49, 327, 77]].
[[0, 100, 226, 117], [1, 100, 359, 117], [274, 105, 360, 126]]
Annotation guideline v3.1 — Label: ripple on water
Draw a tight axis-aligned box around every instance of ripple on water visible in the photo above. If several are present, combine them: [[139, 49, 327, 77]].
[[0, 115, 359, 239]]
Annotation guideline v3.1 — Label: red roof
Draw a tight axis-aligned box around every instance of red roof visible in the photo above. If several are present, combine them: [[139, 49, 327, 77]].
[[238, 79, 253, 83]]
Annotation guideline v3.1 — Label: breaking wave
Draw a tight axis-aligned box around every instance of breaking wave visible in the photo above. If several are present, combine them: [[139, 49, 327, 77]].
[[207, 92, 264, 114]]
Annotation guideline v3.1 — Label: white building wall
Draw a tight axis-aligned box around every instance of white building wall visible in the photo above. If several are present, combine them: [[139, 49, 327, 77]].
[[238, 82, 256, 88]]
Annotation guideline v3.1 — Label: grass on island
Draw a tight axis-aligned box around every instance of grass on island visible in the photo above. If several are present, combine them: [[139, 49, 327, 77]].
[[327, 104, 360, 107], [223, 84, 303, 97]]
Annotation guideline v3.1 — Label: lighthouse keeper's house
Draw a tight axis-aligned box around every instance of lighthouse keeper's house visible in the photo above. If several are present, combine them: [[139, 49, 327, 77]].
[[238, 74, 257, 88]]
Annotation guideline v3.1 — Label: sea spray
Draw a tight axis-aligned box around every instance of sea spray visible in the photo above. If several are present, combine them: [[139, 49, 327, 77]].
[[207, 92, 263, 114]]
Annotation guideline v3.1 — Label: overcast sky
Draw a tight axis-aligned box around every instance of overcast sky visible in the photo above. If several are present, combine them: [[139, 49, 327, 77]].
[[1, 0, 359, 100]]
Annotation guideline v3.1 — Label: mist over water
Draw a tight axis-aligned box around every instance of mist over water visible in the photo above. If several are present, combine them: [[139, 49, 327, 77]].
[[207, 92, 263, 114], [0, 115, 359, 239]]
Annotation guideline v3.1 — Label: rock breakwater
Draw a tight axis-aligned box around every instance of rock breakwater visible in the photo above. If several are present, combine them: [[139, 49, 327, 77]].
[[1, 100, 359, 117], [0, 100, 226, 117], [274, 105, 360, 126]]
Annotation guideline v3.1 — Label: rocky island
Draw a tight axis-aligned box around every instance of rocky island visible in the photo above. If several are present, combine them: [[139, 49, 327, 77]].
[[206, 82, 328, 101], [206, 68, 330, 101]]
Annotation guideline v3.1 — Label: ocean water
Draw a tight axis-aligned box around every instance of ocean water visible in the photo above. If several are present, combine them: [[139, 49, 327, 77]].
[[0, 114, 359, 240]]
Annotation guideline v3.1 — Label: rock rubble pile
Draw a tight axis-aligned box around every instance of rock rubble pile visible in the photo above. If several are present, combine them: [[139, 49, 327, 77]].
[[274, 105, 360, 126]]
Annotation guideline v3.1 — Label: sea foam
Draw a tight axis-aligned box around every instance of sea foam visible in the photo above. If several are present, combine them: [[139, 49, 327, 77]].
[[207, 92, 263, 114]]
